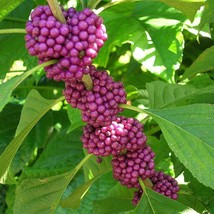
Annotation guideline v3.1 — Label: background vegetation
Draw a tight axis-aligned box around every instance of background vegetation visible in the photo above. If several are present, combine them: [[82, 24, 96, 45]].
[[0, 0, 214, 213]]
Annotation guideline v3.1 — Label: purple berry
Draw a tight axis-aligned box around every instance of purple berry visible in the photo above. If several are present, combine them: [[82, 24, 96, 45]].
[[132, 188, 143, 206], [150, 171, 179, 200], [64, 66, 127, 126], [65, 8, 108, 67], [25, 6, 108, 82], [112, 146, 155, 188], [25, 5, 70, 63]]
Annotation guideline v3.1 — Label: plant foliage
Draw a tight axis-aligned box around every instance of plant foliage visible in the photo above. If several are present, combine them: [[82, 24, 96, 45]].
[[0, 0, 213, 213]]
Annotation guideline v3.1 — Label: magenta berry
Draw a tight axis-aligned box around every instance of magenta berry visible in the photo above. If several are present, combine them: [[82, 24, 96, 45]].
[[25, 5, 70, 61], [96, 157, 103, 163], [112, 146, 155, 188], [151, 171, 179, 200], [132, 171, 179, 206], [66, 8, 107, 67], [64, 66, 127, 127], [81, 116, 147, 156], [27, 6, 108, 81], [132, 188, 143, 206]]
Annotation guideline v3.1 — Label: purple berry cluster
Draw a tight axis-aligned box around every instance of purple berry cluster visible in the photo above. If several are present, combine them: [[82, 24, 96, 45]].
[[25, 5, 107, 81], [151, 171, 179, 200], [64, 66, 126, 127], [132, 171, 180, 205], [25, 4, 179, 208], [25, 5, 70, 61], [66, 8, 107, 66], [81, 116, 147, 156], [112, 146, 155, 188], [132, 188, 143, 206]]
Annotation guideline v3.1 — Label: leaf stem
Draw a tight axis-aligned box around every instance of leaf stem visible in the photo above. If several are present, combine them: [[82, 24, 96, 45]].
[[89, 0, 102, 9], [139, 178, 156, 213], [119, 103, 147, 114], [0, 29, 26, 34], [47, 0, 66, 23], [80, 0, 86, 9], [68, 154, 93, 179], [13, 59, 58, 90]]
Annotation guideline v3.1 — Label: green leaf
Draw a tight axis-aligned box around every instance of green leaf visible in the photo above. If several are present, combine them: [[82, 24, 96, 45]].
[[83, 155, 112, 180], [0, 0, 24, 21], [159, 0, 204, 22], [86, 0, 101, 9], [14, 172, 72, 214], [11, 112, 54, 175], [93, 183, 135, 214], [145, 104, 214, 189], [5, 185, 16, 213], [132, 180, 199, 214], [147, 135, 171, 169], [67, 105, 86, 133], [125, 85, 139, 100], [178, 186, 209, 213], [182, 46, 214, 80], [96, 1, 185, 82], [15, 89, 62, 136], [25, 128, 84, 177], [61, 156, 116, 213], [122, 58, 157, 90], [146, 80, 214, 109], [0, 1, 36, 79], [0, 90, 63, 184], [13, 154, 92, 214], [199, 0, 214, 29], [0, 104, 21, 154], [184, 170, 214, 213], [0, 60, 57, 112], [60, 170, 111, 209], [60, 153, 113, 209]]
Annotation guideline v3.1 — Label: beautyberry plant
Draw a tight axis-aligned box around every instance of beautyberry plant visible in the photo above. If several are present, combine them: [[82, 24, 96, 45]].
[[0, 0, 213, 214]]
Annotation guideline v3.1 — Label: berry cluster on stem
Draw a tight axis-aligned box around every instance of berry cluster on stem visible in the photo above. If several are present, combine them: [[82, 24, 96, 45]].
[[25, 1, 179, 207]]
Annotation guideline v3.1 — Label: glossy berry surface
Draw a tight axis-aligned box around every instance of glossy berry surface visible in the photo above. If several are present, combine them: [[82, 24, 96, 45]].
[[81, 116, 147, 157], [64, 66, 127, 127], [25, 5, 70, 61], [66, 8, 108, 66], [112, 146, 155, 188], [25, 6, 107, 82]]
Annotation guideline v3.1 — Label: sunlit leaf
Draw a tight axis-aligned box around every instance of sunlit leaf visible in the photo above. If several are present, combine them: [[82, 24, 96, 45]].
[[0, 0, 24, 21], [0, 1, 36, 78], [199, 0, 214, 29], [145, 104, 214, 189], [96, 1, 185, 82], [0, 60, 57, 112], [159, 0, 204, 22]]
